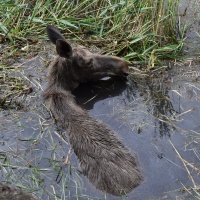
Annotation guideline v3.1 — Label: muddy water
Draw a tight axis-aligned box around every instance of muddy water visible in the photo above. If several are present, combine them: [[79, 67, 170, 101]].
[[1, 56, 199, 200]]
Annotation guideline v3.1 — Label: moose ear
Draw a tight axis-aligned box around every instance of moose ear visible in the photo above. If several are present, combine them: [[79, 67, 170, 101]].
[[46, 25, 66, 45], [56, 39, 73, 58]]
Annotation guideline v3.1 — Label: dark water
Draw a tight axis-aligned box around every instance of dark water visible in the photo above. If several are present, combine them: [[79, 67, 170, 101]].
[[72, 69, 200, 200], [2, 56, 199, 200]]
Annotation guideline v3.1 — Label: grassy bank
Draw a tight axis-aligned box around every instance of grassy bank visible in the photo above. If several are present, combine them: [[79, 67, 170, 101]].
[[0, 0, 183, 69]]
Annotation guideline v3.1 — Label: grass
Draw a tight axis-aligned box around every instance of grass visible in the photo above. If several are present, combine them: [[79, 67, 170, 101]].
[[0, 0, 183, 69], [0, 64, 33, 109]]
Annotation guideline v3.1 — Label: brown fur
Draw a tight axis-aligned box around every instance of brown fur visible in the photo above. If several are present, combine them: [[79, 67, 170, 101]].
[[43, 25, 143, 196]]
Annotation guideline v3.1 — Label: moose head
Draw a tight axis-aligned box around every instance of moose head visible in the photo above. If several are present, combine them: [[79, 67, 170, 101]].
[[46, 25, 129, 90]]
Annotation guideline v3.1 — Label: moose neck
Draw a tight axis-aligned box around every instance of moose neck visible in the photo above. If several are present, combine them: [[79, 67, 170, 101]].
[[47, 57, 79, 93]]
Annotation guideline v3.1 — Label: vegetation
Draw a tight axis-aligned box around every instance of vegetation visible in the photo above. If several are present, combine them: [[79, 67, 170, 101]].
[[0, 0, 183, 69]]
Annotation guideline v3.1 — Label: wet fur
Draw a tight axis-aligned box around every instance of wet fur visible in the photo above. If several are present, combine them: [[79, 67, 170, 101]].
[[43, 25, 143, 196]]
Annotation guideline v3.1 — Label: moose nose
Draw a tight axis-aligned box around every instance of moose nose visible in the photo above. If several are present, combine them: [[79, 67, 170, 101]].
[[122, 65, 129, 76]]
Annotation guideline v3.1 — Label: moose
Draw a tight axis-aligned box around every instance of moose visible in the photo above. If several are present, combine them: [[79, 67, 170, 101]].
[[43, 25, 143, 196]]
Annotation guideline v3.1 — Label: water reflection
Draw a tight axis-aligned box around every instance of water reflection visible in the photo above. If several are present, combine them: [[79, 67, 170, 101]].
[[73, 78, 128, 110], [141, 77, 176, 138], [76, 75, 178, 139]]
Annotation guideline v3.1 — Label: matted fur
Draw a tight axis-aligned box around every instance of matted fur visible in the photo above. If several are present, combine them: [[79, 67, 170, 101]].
[[43, 25, 143, 196]]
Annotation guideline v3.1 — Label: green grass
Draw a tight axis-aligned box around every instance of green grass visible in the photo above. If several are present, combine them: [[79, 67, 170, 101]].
[[0, 0, 183, 69]]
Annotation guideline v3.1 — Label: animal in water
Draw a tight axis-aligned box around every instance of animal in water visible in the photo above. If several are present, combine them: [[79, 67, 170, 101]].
[[43, 25, 143, 196]]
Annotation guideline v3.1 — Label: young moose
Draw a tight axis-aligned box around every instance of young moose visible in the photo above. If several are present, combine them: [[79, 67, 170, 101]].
[[43, 25, 143, 196]]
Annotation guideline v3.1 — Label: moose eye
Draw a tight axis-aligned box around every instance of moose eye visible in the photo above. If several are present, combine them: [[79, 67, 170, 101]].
[[86, 58, 93, 68]]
